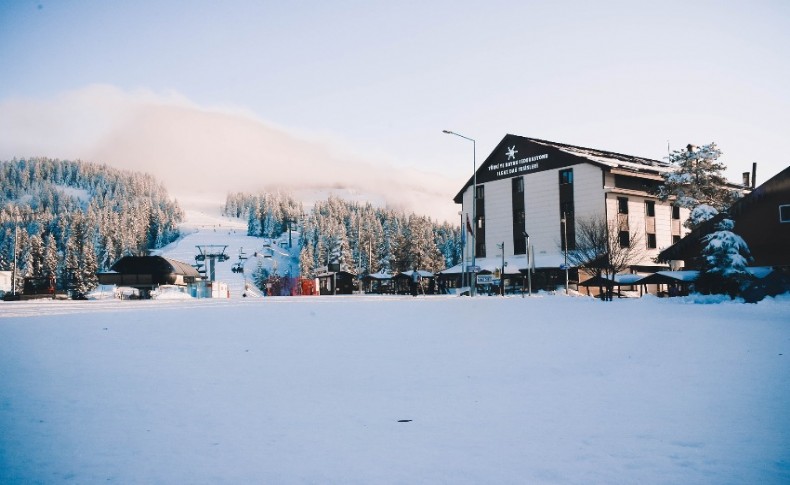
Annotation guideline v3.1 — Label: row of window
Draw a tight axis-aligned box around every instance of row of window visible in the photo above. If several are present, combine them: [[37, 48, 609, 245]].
[[618, 197, 680, 219], [619, 230, 681, 249], [616, 197, 681, 249]]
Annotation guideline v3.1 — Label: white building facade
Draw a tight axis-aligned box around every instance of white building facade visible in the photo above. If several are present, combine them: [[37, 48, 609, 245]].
[[453, 135, 690, 289]]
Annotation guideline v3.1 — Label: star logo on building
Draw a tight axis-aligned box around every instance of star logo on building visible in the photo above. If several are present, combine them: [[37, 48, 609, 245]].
[[506, 145, 518, 160]]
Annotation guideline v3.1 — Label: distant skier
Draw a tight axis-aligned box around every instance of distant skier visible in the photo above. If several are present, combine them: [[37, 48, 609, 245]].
[[410, 269, 420, 297]]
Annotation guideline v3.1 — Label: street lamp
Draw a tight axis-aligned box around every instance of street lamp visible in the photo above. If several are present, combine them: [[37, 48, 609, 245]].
[[497, 242, 505, 296], [443, 129, 476, 296], [522, 231, 531, 296], [561, 213, 569, 294], [11, 215, 19, 296], [458, 210, 465, 290]]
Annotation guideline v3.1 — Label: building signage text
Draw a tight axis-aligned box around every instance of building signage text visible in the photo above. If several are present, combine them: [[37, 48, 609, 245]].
[[488, 153, 548, 178]]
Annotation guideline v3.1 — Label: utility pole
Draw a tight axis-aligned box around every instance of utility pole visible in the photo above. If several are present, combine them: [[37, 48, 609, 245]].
[[562, 213, 569, 294], [522, 231, 531, 297], [497, 241, 505, 296], [11, 220, 18, 296]]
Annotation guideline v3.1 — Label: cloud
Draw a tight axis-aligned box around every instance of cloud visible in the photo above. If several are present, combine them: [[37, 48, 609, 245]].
[[0, 85, 459, 222]]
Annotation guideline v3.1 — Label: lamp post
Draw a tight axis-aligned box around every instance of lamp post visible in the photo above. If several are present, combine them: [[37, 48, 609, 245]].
[[443, 130, 476, 296], [522, 231, 531, 296], [561, 213, 569, 294], [458, 210, 465, 290], [497, 242, 505, 296], [11, 218, 18, 296]]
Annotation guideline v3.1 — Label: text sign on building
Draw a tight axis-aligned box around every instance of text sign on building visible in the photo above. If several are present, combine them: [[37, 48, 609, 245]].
[[472, 136, 585, 186], [487, 145, 549, 179], [477, 274, 493, 284]]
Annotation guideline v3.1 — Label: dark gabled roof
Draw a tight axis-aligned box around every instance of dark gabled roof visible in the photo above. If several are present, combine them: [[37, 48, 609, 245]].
[[109, 256, 200, 277], [523, 136, 670, 168], [658, 165, 790, 263], [454, 134, 671, 203]]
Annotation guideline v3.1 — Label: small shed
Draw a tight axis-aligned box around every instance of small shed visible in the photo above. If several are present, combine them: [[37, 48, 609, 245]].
[[635, 270, 700, 296], [316, 270, 356, 295], [579, 273, 644, 297], [362, 271, 394, 294], [393, 270, 435, 294]]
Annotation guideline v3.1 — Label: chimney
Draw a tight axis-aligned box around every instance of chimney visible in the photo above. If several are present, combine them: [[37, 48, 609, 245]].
[[742, 172, 750, 187], [752, 162, 757, 188]]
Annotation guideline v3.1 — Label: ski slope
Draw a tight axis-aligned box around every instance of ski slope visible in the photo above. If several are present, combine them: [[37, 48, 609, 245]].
[[152, 207, 300, 298]]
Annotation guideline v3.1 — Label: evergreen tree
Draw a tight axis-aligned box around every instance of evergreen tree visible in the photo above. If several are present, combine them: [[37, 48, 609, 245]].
[[43, 234, 59, 277], [697, 217, 752, 298], [28, 234, 44, 276], [657, 143, 741, 228], [299, 241, 315, 278]]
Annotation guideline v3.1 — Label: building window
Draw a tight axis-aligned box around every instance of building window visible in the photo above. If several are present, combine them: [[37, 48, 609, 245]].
[[645, 201, 655, 217], [559, 169, 575, 250], [618, 197, 629, 214], [672, 205, 680, 220], [475, 185, 485, 258], [673, 235, 681, 244], [619, 230, 630, 248], [646, 233, 657, 249], [513, 176, 524, 193], [512, 177, 526, 255], [780, 204, 790, 223]]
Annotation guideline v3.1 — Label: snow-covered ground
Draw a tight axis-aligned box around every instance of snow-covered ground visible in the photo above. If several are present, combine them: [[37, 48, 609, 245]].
[[2, 206, 789, 483], [1, 294, 789, 484]]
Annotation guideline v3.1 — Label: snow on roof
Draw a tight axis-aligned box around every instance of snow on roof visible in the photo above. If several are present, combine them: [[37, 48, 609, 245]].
[[613, 274, 644, 285], [746, 267, 774, 279], [655, 270, 701, 282], [526, 137, 672, 174], [399, 270, 434, 278], [439, 253, 567, 274], [365, 271, 393, 280]]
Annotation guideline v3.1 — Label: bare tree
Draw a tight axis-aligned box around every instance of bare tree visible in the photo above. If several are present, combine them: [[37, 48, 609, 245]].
[[564, 214, 644, 300]]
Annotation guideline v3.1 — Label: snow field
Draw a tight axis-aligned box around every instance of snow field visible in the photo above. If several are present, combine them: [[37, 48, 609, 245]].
[[1, 295, 789, 484]]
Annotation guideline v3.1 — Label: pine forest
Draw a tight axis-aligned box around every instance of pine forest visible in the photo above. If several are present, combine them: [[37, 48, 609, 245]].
[[224, 193, 462, 277], [0, 158, 184, 294], [1, 159, 462, 296]]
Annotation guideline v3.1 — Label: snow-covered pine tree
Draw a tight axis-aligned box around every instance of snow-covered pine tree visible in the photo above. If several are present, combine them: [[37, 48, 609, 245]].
[[697, 217, 752, 298], [28, 233, 44, 277], [687, 204, 719, 228], [252, 259, 269, 291], [657, 143, 741, 228], [0, 228, 13, 271], [406, 215, 444, 272], [247, 207, 262, 237], [15, 229, 30, 280], [43, 234, 59, 277], [299, 241, 315, 278]]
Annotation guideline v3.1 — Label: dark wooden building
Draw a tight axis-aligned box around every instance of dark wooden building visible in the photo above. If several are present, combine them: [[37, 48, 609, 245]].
[[98, 256, 201, 298], [658, 166, 790, 270], [316, 270, 356, 295]]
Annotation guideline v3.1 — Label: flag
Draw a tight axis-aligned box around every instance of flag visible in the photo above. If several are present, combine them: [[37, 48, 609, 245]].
[[466, 214, 474, 236]]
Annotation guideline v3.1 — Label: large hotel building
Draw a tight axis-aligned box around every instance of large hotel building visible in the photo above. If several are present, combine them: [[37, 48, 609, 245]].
[[450, 134, 691, 290]]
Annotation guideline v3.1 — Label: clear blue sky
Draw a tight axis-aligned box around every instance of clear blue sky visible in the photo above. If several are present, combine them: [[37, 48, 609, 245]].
[[1, 0, 788, 217]]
